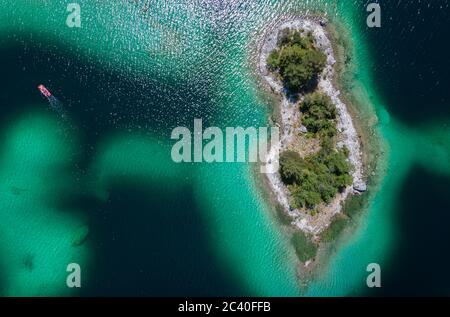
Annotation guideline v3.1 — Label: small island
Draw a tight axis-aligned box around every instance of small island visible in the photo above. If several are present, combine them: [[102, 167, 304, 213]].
[[268, 28, 353, 210], [258, 17, 367, 271]]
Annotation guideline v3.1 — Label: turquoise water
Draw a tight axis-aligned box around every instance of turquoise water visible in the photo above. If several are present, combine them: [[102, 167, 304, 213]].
[[307, 1, 450, 296], [0, 1, 449, 296]]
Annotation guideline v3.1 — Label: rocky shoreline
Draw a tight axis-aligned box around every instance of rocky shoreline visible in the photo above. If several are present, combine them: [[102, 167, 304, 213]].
[[259, 16, 366, 238]]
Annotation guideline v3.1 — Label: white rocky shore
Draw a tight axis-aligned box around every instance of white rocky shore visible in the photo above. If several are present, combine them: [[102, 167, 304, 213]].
[[259, 17, 366, 238]]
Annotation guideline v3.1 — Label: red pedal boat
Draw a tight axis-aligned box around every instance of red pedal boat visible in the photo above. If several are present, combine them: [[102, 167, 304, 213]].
[[38, 84, 52, 98]]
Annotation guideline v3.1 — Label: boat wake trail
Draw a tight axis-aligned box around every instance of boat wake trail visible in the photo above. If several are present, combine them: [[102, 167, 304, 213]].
[[38, 84, 68, 119], [48, 95, 67, 117]]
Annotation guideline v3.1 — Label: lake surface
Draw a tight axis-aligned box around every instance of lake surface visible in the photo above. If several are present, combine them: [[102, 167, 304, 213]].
[[0, 0, 448, 296]]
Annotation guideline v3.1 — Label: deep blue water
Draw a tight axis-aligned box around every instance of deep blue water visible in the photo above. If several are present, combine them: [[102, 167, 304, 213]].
[[363, 0, 450, 124], [358, 0, 450, 295]]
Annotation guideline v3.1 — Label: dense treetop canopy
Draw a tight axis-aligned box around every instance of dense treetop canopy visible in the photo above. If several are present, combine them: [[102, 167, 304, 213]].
[[267, 28, 326, 93]]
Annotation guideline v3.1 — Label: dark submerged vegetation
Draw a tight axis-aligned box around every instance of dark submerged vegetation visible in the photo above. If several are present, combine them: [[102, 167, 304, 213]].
[[291, 231, 317, 262]]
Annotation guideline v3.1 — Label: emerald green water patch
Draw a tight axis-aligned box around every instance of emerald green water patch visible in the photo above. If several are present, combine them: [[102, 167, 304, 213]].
[[193, 163, 299, 296], [413, 123, 450, 177], [81, 133, 254, 295], [89, 133, 187, 200], [0, 110, 89, 296]]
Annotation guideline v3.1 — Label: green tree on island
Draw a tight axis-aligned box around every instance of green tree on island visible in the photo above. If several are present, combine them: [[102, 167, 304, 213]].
[[279, 147, 352, 209], [300, 91, 337, 138], [267, 28, 326, 93]]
